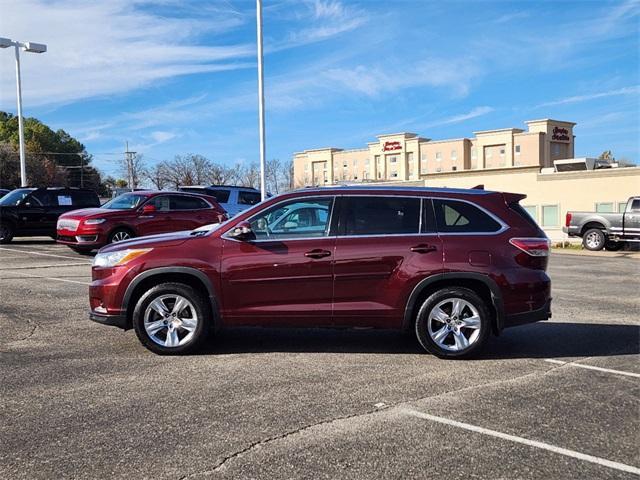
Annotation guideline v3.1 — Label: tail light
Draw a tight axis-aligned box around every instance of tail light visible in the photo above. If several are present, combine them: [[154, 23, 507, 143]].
[[510, 237, 550, 270], [509, 237, 550, 257], [565, 212, 572, 227]]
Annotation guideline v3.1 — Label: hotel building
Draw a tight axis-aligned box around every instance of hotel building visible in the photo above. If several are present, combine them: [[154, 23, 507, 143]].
[[292, 119, 639, 241]]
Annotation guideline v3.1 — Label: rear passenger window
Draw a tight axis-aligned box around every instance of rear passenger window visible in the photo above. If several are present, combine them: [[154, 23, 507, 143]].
[[149, 196, 171, 211], [342, 197, 420, 235], [207, 189, 230, 203], [433, 199, 502, 233], [171, 195, 209, 210], [238, 191, 261, 205]]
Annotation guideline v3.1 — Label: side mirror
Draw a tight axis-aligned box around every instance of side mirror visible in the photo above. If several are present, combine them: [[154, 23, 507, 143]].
[[141, 204, 156, 214], [228, 221, 255, 240]]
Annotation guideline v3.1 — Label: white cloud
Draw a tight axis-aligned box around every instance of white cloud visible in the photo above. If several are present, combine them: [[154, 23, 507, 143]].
[[0, 0, 254, 108], [324, 57, 481, 98], [417, 106, 494, 130], [150, 131, 177, 143], [535, 86, 640, 108]]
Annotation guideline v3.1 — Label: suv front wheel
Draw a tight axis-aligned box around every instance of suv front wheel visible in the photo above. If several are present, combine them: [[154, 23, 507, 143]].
[[133, 282, 212, 355], [415, 287, 490, 359]]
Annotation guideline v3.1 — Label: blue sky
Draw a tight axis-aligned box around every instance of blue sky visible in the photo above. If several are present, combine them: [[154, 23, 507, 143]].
[[1, 0, 638, 178]]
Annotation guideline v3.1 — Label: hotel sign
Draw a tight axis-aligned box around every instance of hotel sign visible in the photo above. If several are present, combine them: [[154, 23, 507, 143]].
[[552, 126, 570, 142], [383, 141, 402, 151]]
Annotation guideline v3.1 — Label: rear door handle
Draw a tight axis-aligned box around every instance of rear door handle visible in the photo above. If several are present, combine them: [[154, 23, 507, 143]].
[[304, 249, 331, 259], [410, 244, 437, 254]]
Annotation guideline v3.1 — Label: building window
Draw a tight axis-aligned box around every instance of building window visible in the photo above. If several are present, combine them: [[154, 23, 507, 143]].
[[436, 152, 442, 161], [618, 201, 628, 213], [389, 156, 398, 163], [451, 150, 457, 161], [541, 205, 559, 227], [365, 158, 370, 166], [552, 143, 561, 156], [390, 172, 398, 178], [452, 166, 457, 171], [515, 145, 521, 155], [486, 149, 493, 159], [523, 205, 537, 222], [420, 154, 427, 174], [343, 161, 348, 168], [436, 167, 442, 173], [470, 147, 477, 169], [499, 147, 505, 157], [595, 202, 614, 213]]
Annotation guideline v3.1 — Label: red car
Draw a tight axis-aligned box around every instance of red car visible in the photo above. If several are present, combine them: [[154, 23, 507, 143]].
[[88, 186, 551, 358], [57, 191, 226, 253]]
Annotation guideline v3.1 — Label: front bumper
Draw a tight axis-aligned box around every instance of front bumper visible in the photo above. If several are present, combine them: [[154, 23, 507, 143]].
[[89, 310, 128, 329], [57, 227, 107, 247]]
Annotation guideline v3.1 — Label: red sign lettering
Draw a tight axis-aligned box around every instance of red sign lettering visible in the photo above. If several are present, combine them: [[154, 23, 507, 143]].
[[552, 126, 570, 142], [383, 141, 402, 151]]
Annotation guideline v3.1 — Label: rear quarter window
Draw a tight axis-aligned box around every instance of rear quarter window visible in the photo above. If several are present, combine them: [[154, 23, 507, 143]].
[[238, 191, 261, 205], [207, 189, 231, 203], [433, 199, 502, 233], [71, 190, 99, 207]]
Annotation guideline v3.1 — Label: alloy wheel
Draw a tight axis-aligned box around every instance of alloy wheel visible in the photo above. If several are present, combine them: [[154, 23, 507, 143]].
[[143, 294, 199, 348], [427, 297, 481, 352], [585, 231, 601, 249], [112, 231, 131, 243]]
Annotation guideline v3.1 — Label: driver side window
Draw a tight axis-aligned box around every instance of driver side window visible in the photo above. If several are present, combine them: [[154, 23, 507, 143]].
[[249, 198, 333, 240]]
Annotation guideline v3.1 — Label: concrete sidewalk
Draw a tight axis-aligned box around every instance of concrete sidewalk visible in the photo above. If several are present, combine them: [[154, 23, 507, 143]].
[[552, 247, 640, 260]]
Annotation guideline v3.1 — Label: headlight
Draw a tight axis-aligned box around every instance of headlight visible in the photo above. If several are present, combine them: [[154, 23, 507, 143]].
[[93, 248, 152, 267], [84, 218, 106, 225]]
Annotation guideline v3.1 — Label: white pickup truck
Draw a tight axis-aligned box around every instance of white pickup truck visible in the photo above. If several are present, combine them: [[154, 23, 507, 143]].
[[563, 196, 640, 251]]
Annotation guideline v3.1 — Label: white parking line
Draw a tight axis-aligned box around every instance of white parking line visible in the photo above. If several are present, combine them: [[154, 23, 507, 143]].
[[401, 408, 640, 476], [0, 263, 90, 270], [0, 247, 90, 262], [545, 359, 640, 379], [7, 270, 91, 286]]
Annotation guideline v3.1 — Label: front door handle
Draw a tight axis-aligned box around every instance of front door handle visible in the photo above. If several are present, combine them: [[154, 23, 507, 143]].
[[304, 249, 331, 259], [410, 244, 437, 254]]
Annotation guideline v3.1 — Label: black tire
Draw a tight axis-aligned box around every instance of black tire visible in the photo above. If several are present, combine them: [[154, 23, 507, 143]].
[[415, 287, 491, 359], [582, 228, 606, 251], [108, 227, 135, 244], [604, 240, 624, 251], [0, 223, 14, 244], [133, 282, 212, 355]]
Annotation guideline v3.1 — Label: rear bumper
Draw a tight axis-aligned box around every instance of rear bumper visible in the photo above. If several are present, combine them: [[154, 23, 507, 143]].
[[89, 310, 128, 329], [562, 226, 580, 237], [504, 298, 552, 328]]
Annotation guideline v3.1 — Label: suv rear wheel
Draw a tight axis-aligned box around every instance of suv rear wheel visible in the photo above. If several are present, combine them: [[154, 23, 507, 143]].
[[133, 282, 212, 355], [415, 287, 490, 359]]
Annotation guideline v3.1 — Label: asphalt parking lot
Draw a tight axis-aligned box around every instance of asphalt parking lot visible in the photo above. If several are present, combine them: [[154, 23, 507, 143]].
[[1, 240, 638, 480]]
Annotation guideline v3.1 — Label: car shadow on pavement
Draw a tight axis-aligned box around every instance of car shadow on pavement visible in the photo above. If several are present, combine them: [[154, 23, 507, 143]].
[[480, 322, 640, 360], [200, 322, 639, 358]]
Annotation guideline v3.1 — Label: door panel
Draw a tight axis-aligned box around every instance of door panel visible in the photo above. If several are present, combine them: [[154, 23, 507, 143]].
[[221, 237, 335, 325], [332, 196, 443, 328], [333, 235, 442, 327], [220, 196, 336, 326]]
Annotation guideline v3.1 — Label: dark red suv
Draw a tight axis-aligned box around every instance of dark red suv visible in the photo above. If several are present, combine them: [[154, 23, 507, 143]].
[[57, 191, 226, 253], [88, 186, 551, 358]]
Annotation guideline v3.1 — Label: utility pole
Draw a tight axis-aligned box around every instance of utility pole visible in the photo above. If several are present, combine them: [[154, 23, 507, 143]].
[[125, 141, 136, 191], [256, 0, 267, 201]]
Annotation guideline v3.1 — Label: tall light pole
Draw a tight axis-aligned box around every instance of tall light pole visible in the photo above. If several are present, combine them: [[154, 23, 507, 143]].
[[0, 38, 47, 187], [255, 0, 267, 200]]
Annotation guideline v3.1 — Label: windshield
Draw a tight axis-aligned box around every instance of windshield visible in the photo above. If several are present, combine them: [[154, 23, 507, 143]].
[[0, 189, 34, 206], [101, 193, 147, 210]]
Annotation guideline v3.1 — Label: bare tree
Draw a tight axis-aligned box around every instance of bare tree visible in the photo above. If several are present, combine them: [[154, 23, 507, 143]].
[[119, 153, 147, 189], [145, 163, 169, 190], [242, 163, 261, 189]]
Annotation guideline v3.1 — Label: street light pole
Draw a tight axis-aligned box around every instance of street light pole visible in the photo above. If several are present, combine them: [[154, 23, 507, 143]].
[[0, 38, 47, 188], [256, 0, 267, 201], [14, 44, 27, 187]]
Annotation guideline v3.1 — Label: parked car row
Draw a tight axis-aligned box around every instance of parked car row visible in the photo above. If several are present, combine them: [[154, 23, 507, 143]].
[[0, 184, 265, 250]]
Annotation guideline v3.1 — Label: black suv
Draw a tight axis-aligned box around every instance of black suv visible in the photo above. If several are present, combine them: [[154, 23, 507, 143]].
[[0, 187, 100, 244]]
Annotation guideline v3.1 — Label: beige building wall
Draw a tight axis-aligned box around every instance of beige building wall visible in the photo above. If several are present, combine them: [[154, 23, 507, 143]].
[[293, 118, 577, 188], [420, 166, 640, 241]]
